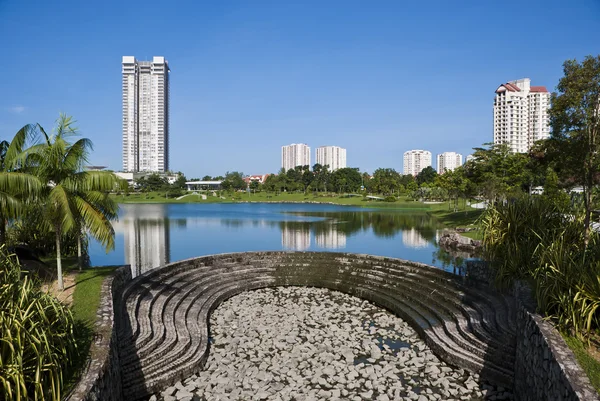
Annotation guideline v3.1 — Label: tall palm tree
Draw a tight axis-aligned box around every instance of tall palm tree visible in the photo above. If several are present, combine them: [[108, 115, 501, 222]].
[[27, 114, 122, 289], [0, 125, 42, 246]]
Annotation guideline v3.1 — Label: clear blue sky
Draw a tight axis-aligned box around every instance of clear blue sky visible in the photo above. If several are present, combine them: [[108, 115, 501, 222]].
[[1, 0, 599, 177]]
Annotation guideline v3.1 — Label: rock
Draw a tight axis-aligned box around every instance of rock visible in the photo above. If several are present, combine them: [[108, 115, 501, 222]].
[[164, 287, 489, 401]]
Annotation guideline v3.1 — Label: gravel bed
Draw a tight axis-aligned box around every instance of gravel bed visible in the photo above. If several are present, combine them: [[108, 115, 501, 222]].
[[151, 287, 513, 401]]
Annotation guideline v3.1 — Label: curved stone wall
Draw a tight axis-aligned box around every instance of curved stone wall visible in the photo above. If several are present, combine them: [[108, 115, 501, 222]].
[[115, 252, 517, 400]]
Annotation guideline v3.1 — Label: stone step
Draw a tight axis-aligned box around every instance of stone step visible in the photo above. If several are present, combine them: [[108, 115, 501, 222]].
[[116, 252, 518, 400]]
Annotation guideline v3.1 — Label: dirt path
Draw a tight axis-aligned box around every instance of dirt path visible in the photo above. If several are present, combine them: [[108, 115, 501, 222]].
[[43, 272, 78, 306]]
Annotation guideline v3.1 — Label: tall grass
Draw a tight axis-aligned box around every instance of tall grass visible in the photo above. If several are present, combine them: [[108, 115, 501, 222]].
[[0, 246, 80, 400], [481, 196, 600, 338]]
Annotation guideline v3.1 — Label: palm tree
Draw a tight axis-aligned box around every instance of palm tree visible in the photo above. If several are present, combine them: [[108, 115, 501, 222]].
[[0, 125, 42, 246], [27, 114, 122, 289]]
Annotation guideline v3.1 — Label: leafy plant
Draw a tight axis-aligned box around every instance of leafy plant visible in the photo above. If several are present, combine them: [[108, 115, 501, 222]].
[[0, 246, 80, 400]]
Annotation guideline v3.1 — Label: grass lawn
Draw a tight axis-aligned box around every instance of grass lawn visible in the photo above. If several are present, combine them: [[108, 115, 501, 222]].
[[64, 266, 117, 391], [562, 334, 600, 393], [71, 267, 117, 326]]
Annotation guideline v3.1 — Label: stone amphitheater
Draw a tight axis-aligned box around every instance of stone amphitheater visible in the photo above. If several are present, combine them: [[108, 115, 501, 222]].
[[67, 251, 600, 401]]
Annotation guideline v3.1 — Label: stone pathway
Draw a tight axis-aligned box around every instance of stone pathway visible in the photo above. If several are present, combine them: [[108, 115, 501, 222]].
[[151, 287, 513, 401]]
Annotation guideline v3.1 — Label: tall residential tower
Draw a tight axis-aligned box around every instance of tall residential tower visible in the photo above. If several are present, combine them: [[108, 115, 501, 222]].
[[436, 152, 463, 174], [316, 146, 347, 171], [493, 78, 550, 153], [281, 143, 311, 171], [403, 150, 432, 176], [122, 56, 170, 172]]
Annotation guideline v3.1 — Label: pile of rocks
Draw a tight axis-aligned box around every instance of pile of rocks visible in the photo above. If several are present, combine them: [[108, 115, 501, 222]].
[[150, 287, 512, 401]]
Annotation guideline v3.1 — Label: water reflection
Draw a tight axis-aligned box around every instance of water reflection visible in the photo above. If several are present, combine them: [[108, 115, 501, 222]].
[[401, 228, 429, 249], [102, 204, 470, 276], [280, 222, 311, 250]]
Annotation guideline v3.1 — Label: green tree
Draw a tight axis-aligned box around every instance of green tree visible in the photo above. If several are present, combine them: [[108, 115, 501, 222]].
[[172, 172, 187, 190], [370, 168, 401, 195], [202, 175, 212, 181], [223, 171, 246, 191], [249, 180, 260, 192], [329, 168, 362, 193], [546, 55, 600, 243], [27, 115, 122, 289], [416, 166, 437, 186], [0, 124, 42, 246], [465, 143, 529, 202], [436, 167, 467, 211]]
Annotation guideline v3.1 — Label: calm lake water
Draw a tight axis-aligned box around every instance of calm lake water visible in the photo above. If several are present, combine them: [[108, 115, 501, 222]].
[[88, 203, 467, 277]]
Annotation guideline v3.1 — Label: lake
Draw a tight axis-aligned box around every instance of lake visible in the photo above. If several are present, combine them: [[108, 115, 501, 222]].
[[88, 203, 467, 277]]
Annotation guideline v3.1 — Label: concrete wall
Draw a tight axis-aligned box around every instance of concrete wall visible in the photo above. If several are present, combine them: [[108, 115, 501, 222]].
[[65, 266, 131, 401]]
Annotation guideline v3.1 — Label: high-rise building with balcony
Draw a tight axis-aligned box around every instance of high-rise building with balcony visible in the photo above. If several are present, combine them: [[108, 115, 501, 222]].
[[281, 143, 310, 171], [436, 152, 463, 174], [493, 78, 550, 153], [403, 150, 432, 176], [315, 146, 347, 171], [122, 56, 170, 172]]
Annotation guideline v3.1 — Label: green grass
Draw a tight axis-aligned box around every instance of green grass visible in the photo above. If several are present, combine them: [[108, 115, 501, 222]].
[[562, 333, 600, 393], [63, 266, 117, 392], [71, 267, 117, 326]]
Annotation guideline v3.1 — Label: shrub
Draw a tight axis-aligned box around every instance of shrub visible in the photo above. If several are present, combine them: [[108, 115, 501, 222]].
[[481, 196, 600, 338], [384, 196, 396, 202], [0, 246, 80, 400]]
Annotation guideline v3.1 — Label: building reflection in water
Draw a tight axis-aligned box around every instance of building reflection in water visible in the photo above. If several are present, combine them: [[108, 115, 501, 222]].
[[280, 222, 311, 251], [315, 222, 347, 249], [113, 204, 171, 277], [401, 228, 429, 249]]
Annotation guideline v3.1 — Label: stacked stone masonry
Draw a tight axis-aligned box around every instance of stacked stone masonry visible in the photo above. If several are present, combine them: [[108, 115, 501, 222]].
[[513, 285, 599, 401], [70, 252, 600, 400], [65, 266, 132, 401]]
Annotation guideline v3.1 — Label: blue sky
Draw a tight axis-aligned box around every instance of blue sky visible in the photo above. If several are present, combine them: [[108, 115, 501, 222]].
[[1, 0, 599, 177]]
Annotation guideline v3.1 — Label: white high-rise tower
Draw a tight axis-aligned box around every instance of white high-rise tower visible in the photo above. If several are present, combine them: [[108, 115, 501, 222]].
[[403, 150, 432, 176], [316, 146, 347, 171], [122, 56, 170, 172], [281, 143, 311, 171], [436, 152, 463, 174], [493, 78, 550, 153]]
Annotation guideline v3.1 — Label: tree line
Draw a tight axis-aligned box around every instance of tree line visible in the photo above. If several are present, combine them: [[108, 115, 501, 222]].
[[1, 114, 124, 289]]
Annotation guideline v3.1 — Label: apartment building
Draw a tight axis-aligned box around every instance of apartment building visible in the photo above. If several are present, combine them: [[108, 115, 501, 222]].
[[436, 152, 463, 174], [493, 78, 550, 153], [403, 150, 432, 176], [281, 143, 311, 171], [315, 146, 347, 171], [122, 56, 170, 172]]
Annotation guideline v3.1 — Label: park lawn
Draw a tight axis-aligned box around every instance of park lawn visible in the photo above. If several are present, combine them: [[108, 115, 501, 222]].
[[562, 334, 600, 393], [71, 267, 117, 326], [63, 266, 118, 392]]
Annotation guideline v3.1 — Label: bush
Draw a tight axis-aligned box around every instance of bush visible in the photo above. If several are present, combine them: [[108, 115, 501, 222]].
[[481, 196, 600, 338], [0, 246, 81, 400], [384, 196, 396, 202]]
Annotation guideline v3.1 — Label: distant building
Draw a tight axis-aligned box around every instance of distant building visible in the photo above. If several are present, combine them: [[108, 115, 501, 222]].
[[436, 152, 463, 174], [243, 174, 271, 186], [315, 146, 347, 171], [494, 78, 550, 153], [282, 143, 310, 171], [465, 154, 476, 163], [122, 56, 170, 172], [403, 150, 432, 176]]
